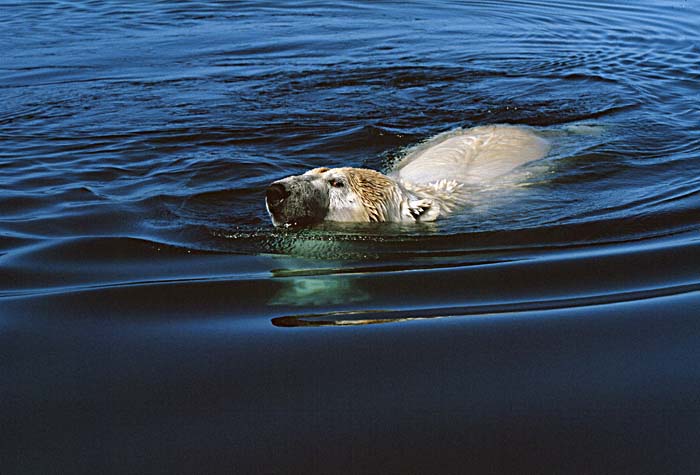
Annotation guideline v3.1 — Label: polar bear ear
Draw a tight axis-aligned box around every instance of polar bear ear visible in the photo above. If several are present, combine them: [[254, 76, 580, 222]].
[[408, 199, 440, 222], [306, 167, 330, 175]]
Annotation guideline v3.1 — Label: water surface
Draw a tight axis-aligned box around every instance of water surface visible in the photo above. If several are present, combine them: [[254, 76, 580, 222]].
[[2, 1, 700, 472]]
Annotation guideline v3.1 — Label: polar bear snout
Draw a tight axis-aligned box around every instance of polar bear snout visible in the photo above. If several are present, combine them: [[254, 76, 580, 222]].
[[266, 183, 288, 208], [266, 176, 330, 227]]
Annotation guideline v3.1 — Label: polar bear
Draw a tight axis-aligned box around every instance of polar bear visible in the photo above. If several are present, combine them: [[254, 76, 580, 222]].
[[265, 124, 550, 226]]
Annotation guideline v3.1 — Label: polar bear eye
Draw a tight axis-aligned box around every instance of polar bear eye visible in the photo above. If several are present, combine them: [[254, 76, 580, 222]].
[[329, 179, 344, 188]]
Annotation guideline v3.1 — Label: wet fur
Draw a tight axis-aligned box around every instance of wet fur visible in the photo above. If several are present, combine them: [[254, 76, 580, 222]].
[[266, 125, 550, 226]]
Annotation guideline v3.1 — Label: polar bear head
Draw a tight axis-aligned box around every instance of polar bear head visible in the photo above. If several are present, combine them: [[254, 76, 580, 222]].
[[265, 167, 440, 227]]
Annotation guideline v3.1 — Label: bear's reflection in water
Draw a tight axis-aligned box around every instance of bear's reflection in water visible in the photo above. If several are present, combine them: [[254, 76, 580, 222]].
[[269, 274, 370, 307]]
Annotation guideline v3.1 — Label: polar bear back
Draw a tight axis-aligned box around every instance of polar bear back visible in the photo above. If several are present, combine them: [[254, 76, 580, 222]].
[[391, 125, 550, 186]]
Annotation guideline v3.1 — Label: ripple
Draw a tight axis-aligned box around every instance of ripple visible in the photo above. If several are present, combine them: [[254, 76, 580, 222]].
[[1, 0, 699, 279], [272, 282, 700, 328]]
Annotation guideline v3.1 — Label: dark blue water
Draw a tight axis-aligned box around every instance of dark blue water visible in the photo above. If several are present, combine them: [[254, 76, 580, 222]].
[[3, 1, 700, 472]]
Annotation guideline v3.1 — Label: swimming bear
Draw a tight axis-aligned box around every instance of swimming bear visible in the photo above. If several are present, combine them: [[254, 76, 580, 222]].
[[266, 124, 550, 226]]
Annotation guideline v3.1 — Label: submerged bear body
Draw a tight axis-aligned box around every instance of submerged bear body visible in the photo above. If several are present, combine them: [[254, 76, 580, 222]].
[[266, 124, 550, 226]]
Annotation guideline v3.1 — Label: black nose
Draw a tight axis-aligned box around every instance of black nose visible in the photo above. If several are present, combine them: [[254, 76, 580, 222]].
[[266, 183, 288, 207]]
